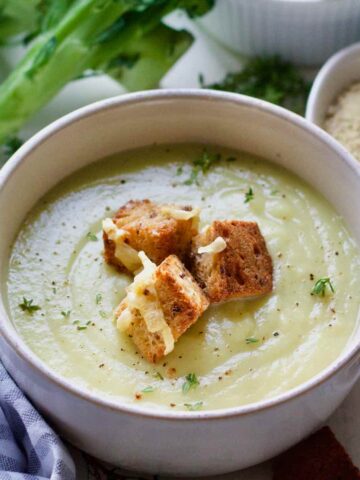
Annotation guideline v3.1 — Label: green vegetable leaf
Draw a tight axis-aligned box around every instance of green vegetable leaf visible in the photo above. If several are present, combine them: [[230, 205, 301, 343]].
[[184, 401, 203, 411], [19, 297, 40, 314], [244, 187, 254, 203], [311, 277, 335, 297], [182, 373, 199, 393]]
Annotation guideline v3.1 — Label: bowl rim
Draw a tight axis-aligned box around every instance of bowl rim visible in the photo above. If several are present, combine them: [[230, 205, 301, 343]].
[[306, 41, 360, 125], [1, 88, 359, 420]]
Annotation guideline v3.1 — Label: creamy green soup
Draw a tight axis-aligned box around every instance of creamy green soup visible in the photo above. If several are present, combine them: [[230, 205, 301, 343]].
[[7, 144, 360, 411]]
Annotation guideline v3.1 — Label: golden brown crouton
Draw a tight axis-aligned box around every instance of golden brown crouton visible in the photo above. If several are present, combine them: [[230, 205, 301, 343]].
[[115, 253, 209, 363], [191, 220, 273, 304], [103, 199, 199, 274]]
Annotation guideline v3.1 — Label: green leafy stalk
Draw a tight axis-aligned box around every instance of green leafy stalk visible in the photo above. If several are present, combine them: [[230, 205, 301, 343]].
[[0, 0, 213, 143], [105, 24, 192, 91], [0, 0, 40, 43]]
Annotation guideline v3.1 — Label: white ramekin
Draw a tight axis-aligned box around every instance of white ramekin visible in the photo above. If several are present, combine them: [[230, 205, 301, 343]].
[[0, 90, 359, 476], [306, 42, 360, 126], [198, 0, 360, 66]]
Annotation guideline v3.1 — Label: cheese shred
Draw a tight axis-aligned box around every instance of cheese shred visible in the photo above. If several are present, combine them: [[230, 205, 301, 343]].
[[116, 251, 174, 354], [198, 236, 227, 254], [102, 218, 142, 272]]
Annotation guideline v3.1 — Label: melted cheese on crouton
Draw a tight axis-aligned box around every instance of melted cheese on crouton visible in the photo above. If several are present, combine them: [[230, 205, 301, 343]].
[[198, 236, 227, 254], [161, 205, 200, 221], [117, 251, 174, 354], [102, 218, 142, 272]]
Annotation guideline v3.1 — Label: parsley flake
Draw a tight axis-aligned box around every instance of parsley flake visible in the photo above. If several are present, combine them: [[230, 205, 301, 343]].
[[19, 297, 40, 314], [142, 386, 155, 393], [86, 232, 97, 241], [311, 277, 335, 297], [61, 310, 71, 318], [154, 372, 164, 381], [182, 373, 199, 394], [184, 401, 203, 411], [244, 187, 254, 203], [77, 325, 87, 331], [246, 337, 259, 345], [96, 293, 102, 305], [185, 151, 221, 185]]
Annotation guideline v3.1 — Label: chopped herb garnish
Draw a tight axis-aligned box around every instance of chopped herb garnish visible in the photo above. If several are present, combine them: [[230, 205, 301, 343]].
[[246, 337, 259, 345], [72, 320, 80, 325], [96, 293, 102, 304], [271, 189, 279, 196], [86, 232, 97, 241], [77, 325, 87, 331], [184, 150, 221, 185], [61, 310, 71, 318], [311, 277, 335, 297], [19, 297, 40, 314], [244, 187, 254, 203], [142, 386, 155, 393], [182, 373, 199, 394], [86, 320, 91, 325], [203, 56, 311, 115], [184, 401, 203, 411], [176, 166, 183, 176], [99, 310, 107, 319], [154, 371, 164, 381]]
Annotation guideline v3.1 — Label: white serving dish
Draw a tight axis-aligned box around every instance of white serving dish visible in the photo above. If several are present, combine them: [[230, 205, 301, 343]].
[[306, 42, 360, 126], [0, 90, 359, 477], [198, 0, 360, 66]]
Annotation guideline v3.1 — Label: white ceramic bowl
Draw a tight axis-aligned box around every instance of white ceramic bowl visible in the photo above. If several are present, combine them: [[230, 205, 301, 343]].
[[0, 90, 359, 477], [306, 42, 360, 126], [198, 0, 360, 66]]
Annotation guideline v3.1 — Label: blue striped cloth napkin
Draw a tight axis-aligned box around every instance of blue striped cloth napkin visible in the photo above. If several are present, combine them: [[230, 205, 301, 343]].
[[0, 361, 76, 480]]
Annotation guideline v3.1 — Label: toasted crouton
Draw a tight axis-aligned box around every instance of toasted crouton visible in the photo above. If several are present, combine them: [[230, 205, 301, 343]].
[[115, 253, 209, 363], [103, 199, 199, 274], [191, 220, 273, 304]]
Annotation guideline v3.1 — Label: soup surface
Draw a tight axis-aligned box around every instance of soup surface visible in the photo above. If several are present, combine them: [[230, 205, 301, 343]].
[[7, 144, 360, 411]]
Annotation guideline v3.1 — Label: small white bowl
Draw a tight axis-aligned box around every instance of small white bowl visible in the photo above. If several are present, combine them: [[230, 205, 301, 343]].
[[0, 90, 359, 476], [198, 0, 360, 66], [306, 42, 360, 126]]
